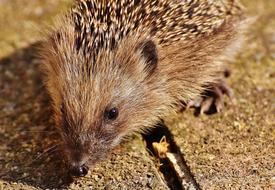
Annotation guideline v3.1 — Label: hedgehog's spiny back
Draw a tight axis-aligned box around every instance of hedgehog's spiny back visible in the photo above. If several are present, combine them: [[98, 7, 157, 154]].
[[71, 0, 243, 55]]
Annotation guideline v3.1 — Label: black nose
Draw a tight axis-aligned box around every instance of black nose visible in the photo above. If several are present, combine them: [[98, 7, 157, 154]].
[[70, 164, 89, 177]]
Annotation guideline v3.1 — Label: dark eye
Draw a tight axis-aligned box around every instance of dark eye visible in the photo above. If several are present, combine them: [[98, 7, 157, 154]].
[[105, 107, 119, 120]]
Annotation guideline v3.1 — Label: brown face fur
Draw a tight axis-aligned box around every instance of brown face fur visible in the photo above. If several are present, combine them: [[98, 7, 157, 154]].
[[40, 23, 171, 168]]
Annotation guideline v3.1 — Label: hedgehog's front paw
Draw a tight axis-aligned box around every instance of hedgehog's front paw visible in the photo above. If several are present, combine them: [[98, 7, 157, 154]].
[[187, 80, 234, 115]]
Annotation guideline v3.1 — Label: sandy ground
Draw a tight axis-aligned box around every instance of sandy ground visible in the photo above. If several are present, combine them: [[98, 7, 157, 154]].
[[0, 0, 274, 189]]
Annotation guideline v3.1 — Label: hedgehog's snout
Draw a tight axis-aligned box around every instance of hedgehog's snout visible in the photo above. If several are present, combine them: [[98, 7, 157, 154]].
[[64, 142, 90, 177], [68, 152, 89, 177], [69, 164, 89, 177]]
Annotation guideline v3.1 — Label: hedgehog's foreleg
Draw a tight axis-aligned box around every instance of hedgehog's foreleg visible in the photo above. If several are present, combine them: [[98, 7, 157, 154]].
[[186, 16, 252, 115], [187, 73, 234, 115]]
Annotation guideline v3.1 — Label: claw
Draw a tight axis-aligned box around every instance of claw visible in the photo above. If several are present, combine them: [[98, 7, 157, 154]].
[[219, 80, 233, 98], [200, 97, 214, 114]]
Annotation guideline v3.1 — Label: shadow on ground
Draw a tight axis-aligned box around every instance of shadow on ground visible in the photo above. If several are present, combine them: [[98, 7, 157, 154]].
[[0, 43, 73, 189]]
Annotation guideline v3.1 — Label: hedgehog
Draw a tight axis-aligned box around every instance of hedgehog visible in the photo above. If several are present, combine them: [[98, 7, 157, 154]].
[[40, 0, 250, 177]]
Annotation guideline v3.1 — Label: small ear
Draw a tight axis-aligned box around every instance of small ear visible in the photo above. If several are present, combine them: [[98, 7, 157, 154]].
[[137, 39, 158, 74]]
